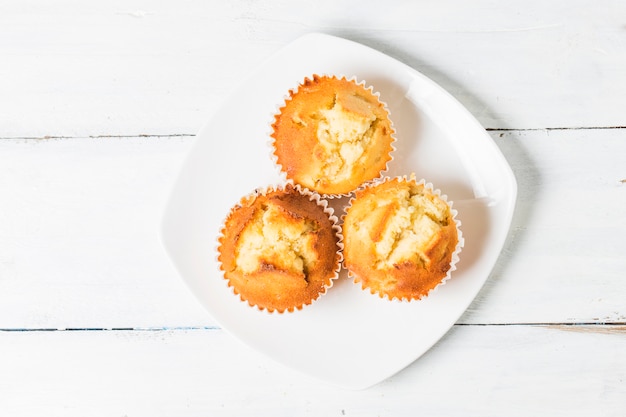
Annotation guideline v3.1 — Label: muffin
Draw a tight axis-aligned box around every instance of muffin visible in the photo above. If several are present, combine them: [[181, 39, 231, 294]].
[[271, 75, 395, 196], [217, 183, 342, 313], [342, 176, 461, 301]]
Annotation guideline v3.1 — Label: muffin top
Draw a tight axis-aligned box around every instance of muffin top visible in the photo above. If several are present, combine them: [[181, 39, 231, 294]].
[[342, 177, 459, 301], [271, 75, 394, 196], [218, 184, 341, 313]]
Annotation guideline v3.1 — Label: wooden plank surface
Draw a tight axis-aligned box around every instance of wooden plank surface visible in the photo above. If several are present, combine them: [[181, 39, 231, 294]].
[[464, 128, 626, 324], [1, 325, 624, 416], [1, 130, 624, 328], [0, 137, 210, 328], [1, 0, 625, 414], [2, 0, 626, 138]]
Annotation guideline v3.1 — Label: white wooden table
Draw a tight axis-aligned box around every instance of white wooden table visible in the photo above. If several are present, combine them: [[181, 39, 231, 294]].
[[1, 1, 625, 415]]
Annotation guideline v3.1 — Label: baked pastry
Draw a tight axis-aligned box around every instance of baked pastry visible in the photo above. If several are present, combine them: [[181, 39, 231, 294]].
[[217, 183, 342, 313], [342, 176, 461, 301], [271, 75, 394, 196]]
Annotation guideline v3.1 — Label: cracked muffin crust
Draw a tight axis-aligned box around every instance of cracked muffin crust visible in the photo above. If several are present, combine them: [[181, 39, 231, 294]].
[[271, 75, 394, 196], [217, 183, 341, 313], [342, 176, 460, 301]]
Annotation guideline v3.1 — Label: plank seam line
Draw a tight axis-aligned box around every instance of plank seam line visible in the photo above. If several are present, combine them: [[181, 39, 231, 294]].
[[0, 134, 196, 140], [0, 326, 221, 332], [1, 322, 625, 332], [1, 125, 625, 140], [455, 322, 626, 326], [486, 126, 626, 132]]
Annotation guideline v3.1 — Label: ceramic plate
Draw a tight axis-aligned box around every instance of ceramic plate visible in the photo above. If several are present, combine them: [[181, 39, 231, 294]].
[[161, 33, 517, 389]]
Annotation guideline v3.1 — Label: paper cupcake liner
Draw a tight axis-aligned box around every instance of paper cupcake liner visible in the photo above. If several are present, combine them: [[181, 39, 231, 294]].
[[216, 181, 343, 314], [341, 174, 464, 302], [268, 74, 396, 199]]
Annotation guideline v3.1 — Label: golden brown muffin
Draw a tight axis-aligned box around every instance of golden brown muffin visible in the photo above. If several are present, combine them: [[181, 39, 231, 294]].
[[217, 183, 342, 313], [271, 75, 395, 196], [342, 176, 460, 301]]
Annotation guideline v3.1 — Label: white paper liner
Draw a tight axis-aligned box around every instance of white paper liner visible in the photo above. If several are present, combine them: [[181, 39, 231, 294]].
[[216, 181, 343, 314], [268, 74, 397, 199], [341, 174, 464, 302]]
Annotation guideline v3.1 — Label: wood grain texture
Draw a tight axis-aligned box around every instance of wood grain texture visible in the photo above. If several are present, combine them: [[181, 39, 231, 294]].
[[1, 129, 624, 328], [462, 128, 626, 324], [1, 0, 626, 138], [2, 1, 625, 413], [0, 326, 624, 416], [0, 137, 211, 328]]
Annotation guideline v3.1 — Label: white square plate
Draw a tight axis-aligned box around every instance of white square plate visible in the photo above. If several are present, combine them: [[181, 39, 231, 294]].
[[161, 33, 517, 389]]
